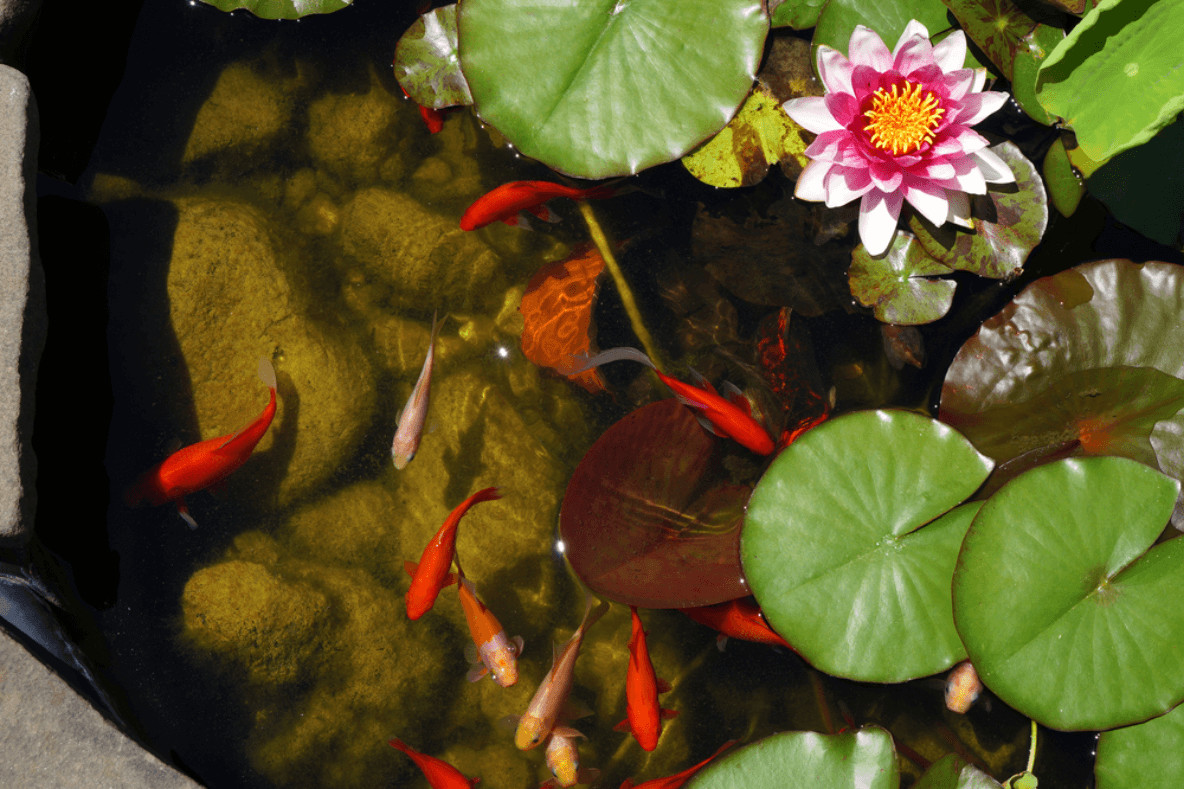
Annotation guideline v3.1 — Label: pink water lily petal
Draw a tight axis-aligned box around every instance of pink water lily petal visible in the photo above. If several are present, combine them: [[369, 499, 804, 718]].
[[903, 179, 951, 227], [950, 91, 1009, 127], [970, 68, 988, 93], [824, 165, 875, 207], [858, 189, 904, 256], [917, 158, 957, 181], [974, 147, 1016, 184], [894, 20, 931, 55], [849, 25, 893, 71], [948, 156, 988, 195], [825, 92, 861, 127], [783, 96, 844, 134], [932, 31, 967, 72], [936, 126, 990, 157], [816, 46, 855, 96], [805, 131, 866, 167], [946, 190, 971, 228], [941, 69, 978, 102], [894, 36, 936, 77], [794, 159, 832, 202], [869, 159, 904, 192]]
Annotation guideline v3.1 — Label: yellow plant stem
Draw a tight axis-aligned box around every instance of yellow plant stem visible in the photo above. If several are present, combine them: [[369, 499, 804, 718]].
[[576, 200, 664, 370], [1027, 719, 1038, 773]]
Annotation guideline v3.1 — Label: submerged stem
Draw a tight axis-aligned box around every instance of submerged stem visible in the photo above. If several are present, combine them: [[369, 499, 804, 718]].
[[576, 200, 664, 369], [1027, 720, 1038, 773]]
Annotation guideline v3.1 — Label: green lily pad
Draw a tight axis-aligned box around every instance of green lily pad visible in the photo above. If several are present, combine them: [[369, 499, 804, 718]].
[[849, 232, 957, 326], [1009, 23, 1063, 125], [682, 85, 809, 188], [1044, 0, 1098, 13], [197, 0, 349, 19], [687, 727, 899, 789], [742, 410, 992, 682], [1042, 135, 1084, 217], [908, 143, 1047, 280], [955, 457, 1184, 730], [939, 260, 1184, 525], [915, 754, 1003, 789], [457, 0, 768, 179], [1035, 0, 1184, 163], [394, 4, 473, 109], [771, 0, 826, 30], [1086, 116, 1184, 247], [814, 0, 984, 71], [1096, 702, 1184, 789]]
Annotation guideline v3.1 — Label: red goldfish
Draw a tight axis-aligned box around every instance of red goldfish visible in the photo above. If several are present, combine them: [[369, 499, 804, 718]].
[[459, 181, 616, 231], [392, 311, 439, 470], [569, 347, 775, 455], [619, 740, 737, 789], [389, 738, 479, 788], [540, 726, 599, 788], [125, 358, 278, 529], [679, 597, 791, 650], [614, 606, 677, 751], [399, 84, 447, 134], [515, 592, 610, 750], [404, 487, 501, 620], [457, 566, 524, 687], [944, 660, 983, 714]]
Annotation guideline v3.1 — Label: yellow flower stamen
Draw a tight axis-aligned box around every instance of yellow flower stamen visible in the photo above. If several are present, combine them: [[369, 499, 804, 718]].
[[863, 81, 945, 156]]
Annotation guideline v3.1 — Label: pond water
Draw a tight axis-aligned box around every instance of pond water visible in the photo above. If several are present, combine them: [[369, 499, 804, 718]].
[[29, 0, 1167, 787]]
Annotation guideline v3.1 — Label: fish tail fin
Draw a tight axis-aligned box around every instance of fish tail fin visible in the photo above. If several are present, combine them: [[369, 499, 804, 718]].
[[177, 499, 198, 530], [257, 356, 277, 391], [582, 592, 610, 632], [562, 346, 654, 376]]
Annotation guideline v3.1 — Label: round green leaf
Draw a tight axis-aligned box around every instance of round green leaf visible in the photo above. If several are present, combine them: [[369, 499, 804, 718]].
[[1035, 0, 1184, 163], [814, 0, 984, 71], [1042, 135, 1084, 218], [771, 0, 826, 30], [849, 231, 957, 326], [687, 727, 899, 789], [908, 143, 1048, 280], [198, 0, 349, 19], [915, 753, 1003, 789], [1096, 702, 1184, 789], [1086, 117, 1184, 247], [742, 410, 993, 682], [457, 0, 768, 179], [394, 4, 473, 109], [953, 457, 1184, 731]]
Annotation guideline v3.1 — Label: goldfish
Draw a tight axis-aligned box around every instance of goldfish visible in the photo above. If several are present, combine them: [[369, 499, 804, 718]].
[[456, 565, 524, 687], [404, 487, 502, 620], [515, 592, 610, 750], [614, 606, 678, 751], [399, 84, 447, 134], [619, 740, 737, 789], [389, 738, 480, 788], [125, 357, 278, 529], [567, 347, 774, 455], [679, 597, 792, 651], [540, 726, 599, 788], [945, 659, 983, 714], [392, 311, 440, 470], [459, 181, 616, 231]]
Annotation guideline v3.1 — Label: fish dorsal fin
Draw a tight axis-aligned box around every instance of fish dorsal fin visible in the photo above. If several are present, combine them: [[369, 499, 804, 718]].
[[686, 367, 717, 394], [720, 381, 752, 415], [695, 414, 728, 437]]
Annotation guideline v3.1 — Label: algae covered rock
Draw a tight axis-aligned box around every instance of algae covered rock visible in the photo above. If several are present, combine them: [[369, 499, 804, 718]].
[[306, 66, 411, 185], [167, 198, 377, 507], [282, 480, 401, 584], [183, 59, 303, 166]]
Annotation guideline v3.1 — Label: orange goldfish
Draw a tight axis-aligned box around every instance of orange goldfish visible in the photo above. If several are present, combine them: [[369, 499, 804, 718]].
[[399, 84, 447, 134], [392, 311, 440, 470], [404, 487, 501, 620], [457, 565, 524, 687], [945, 660, 983, 714], [614, 606, 677, 751], [539, 726, 599, 788], [619, 740, 737, 789], [125, 358, 278, 529], [679, 597, 791, 650], [460, 181, 616, 231], [389, 738, 480, 788], [515, 592, 610, 750], [568, 347, 774, 455]]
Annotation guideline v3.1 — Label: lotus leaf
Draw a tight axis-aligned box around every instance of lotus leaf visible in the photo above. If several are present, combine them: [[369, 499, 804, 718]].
[[198, 0, 348, 19], [849, 232, 957, 326], [394, 4, 473, 109]]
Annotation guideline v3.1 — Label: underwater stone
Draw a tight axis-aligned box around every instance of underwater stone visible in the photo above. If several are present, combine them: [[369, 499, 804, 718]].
[[339, 187, 501, 311], [282, 480, 402, 585], [306, 66, 410, 185], [167, 198, 377, 507], [181, 559, 330, 686], [406, 114, 484, 211], [182, 60, 301, 167]]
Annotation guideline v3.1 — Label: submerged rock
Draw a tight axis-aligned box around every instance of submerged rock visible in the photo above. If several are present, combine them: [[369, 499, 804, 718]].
[[281, 480, 402, 585], [306, 66, 411, 185]]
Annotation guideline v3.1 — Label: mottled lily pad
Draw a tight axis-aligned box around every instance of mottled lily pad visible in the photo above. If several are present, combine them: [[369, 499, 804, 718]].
[[687, 727, 899, 789], [940, 260, 1184, 525], [394, 4, 473, 109], [1096, 701, 1184, 789], [198, 0, 349, 18], [908, 143, 1047, 280], [849, 232, 957, 326], [742, 410, 992, 682], [458, 0, 768, 178], [953, 457, 1184, 730]]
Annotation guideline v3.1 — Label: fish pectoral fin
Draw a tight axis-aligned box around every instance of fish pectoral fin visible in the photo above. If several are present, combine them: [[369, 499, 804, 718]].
[[559, 696, 594, 722], [465, 664, 489, 683], [403, 561, 418, 577], [512, 635, 525, 657], [721, 381, 753, 415], [176, 500, 199, 530], [656, 677, 672, 694], [575, 767, 601, 785], [660, 708, 680, 720], [464, 641, 481, 665], [612, 718, 631, 733], [695, 414, 728, 438]]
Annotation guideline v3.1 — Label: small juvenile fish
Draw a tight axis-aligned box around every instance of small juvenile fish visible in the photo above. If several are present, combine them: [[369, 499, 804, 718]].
[[539, 726, 599, 788], [618, 740, 737, 789], [125, 358, 278, 529], [680, 597, 792, 650], [404, 487, 502, 620], [515, 592, 610, 750], [388, 737, 480, 788], [945, 659, 983, 714], [392, 311, 440, 470], [457, 567, 524, 687], [614, 606, 678, 751], [460, 180, 616, 231], [568, 347, 774, 455]]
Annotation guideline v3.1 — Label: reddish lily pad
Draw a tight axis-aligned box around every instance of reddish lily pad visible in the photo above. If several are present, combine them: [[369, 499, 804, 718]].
[[849, 232, 957, 326], [907, 143, 1047, 280], [394, 4, 473, 110], [560, 399, 750, 608]]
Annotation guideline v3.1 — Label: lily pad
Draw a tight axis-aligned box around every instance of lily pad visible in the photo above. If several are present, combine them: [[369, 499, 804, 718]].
[[939, 260, 1184, 526], [560, 399, 750, 608], [197, 0, 349, 19], [394, 4, 473, 109], [1042, 135, 1084, 217], [742, 410, 992, 682], [849, 232, 957, 326], [915, 754, 1002, 789], [1035, 0, 1184, 163], [1096, 701, 1184, 789], [814, 0, 984, 70], [682, 87, 808, 189], [942, 0, 1052, 82], [770, 0, 826, 30], [953, 457, 1184, 730], [1086, 116, 1184, 247], [458, 0, 768, 178], [687, 727, 899, 789], [908, 143, 1047, 280]]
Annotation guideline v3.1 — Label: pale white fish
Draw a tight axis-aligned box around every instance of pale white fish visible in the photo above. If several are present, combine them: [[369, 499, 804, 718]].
[[391, 311, 439, 469], [541, 726, 599, 788], [945, 659, 983, 714]]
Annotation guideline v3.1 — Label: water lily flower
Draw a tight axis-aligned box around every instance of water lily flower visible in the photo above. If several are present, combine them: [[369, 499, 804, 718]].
[[783, 21, 1014, 255]]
